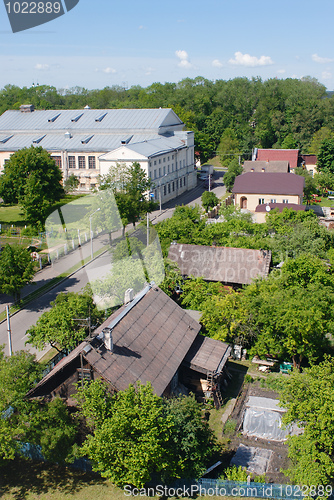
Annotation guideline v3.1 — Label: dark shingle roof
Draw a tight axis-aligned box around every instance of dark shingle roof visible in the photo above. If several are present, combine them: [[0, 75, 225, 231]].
[[28, 286, 201, 398], [168, 243, 271, 285], [232, 172, 304, 196], [183, 335, 231, 376]]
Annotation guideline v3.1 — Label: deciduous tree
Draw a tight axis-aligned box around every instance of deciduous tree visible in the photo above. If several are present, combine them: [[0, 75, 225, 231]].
[[26, 290, 103, 352], [0, 244, 36, 301]]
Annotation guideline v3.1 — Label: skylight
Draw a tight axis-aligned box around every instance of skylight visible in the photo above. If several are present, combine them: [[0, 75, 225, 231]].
[[71, 113, 83, 122]]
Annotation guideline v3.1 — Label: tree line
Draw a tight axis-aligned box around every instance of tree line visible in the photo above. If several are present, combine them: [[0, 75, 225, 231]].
[[1, 77, 334, 162]]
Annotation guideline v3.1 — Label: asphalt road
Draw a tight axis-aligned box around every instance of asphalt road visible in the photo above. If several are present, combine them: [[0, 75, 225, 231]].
[[0, 175, 226, 359]]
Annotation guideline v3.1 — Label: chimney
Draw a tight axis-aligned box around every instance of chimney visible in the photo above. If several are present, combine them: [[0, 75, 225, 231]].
[[102, 327, 113, 352], [20, 104, 34, 113], [124, 288, 134, 304]]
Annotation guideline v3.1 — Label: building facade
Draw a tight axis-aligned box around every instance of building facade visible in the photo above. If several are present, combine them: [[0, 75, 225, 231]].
[[0, 106, 196, 202]]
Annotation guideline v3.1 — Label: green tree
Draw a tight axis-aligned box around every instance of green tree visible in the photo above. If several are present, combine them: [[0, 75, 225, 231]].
[[25, 398, 77, 463], [223, 158, 242, 192], [77, 381, 175, 487], [294, 167, 316, 203], [218, 128, 241, 168], [309, 126, 334, 154], [76, 381, 217, 487], [0, 244, 36, 301], [280, 357, 334, 486], [180, 277, 226, 310], [99, 162, 156, 235], [64, 173, 79, 194], [317, 138, 334, 174], [0, 348, 42, 463], [0, 146, 64, 227], [26, 290, 103, 352], [201, 191, 219, 212]]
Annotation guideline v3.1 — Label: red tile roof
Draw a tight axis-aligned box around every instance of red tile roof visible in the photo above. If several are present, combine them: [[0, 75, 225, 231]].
[[300, 154, 317, 165], [256, 149, 299, 169], [232, 172, 304, 196]]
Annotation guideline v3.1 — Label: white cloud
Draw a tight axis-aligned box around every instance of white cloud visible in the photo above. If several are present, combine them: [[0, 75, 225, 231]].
[[312, 53, 334, 64], [175, 50, 193, 68], [212, 59, 223, 68], [322, 71, 332, 80], [229, 51, 273, 67], [103, 67, 116, 74], [277, 69, 286, 74], [138, 25, 146, 30], [34, 63, 49, 71], [145, 67, 154, 76]]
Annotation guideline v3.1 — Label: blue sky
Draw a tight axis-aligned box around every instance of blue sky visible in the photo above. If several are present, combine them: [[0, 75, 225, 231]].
[[1, 0, 334, 90]]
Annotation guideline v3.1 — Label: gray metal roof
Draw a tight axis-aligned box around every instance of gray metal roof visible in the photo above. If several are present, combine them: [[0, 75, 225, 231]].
[[0, 108, 183, 133], [118, 136, 186, 158], [0, 132, 161, 153]]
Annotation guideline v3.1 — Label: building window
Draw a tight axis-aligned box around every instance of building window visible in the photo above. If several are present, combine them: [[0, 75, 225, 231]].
[[159, 159, 161, 164], [52, 156, 62, 168], [163, 166, 166, 175], [159, 167, 161, 177], [163, 185, 166, 196], [148, 171, 152, 179], [259, 198, 265, 205], [154, 160, 157, 166], [172, 182, 175, 192], [168, 183, 171, 194], [172, 163, 174, 172], [172, 155, 174, 160], [168, 156, 170, 161], [80, 183, 86, 189], [88, 156, 96, 169], [4, 159, 9, 165], [90, 183, 96, 189], [78, 156, 86, 169], [163, 157, 166, 163], [283, 199, 289, 204], [154, 169, 157, 179], [270, 199, 277, 203], [154, 189, 157, 199], [68, 156, 75, 169], [183, 160, 185, 168], [168, 165, 170, 173]]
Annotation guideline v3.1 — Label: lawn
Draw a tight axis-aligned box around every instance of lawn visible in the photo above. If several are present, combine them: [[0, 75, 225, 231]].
[[0, 194, 87, 228], [0, 458, 247, 500]]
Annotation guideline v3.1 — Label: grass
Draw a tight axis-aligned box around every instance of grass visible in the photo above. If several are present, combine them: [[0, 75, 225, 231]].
[[202, 156, 226, 170], [0, 457, 249, 500], [0, 194, 87, 228]]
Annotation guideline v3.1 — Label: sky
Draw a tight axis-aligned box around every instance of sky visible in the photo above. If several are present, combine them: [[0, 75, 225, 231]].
[[0, 0, 334, 91]]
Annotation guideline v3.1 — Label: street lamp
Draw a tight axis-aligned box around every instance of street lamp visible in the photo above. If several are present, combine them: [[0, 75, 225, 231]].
[[89, 208, 100, 260]]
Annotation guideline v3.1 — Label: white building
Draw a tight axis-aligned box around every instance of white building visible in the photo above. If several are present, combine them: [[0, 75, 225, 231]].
[[0, 106, 196, 202]]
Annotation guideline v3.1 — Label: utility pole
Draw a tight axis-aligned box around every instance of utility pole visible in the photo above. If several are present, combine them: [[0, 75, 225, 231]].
[[6, 306, 12, 356], [146, 213, 149, 247]]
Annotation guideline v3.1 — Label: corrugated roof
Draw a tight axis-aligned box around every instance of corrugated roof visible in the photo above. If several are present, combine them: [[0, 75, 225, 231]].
[[0, 108, 182, 133], [168, 243, 272, 285], [243, 160, 289, 173], [256, 149, 299, 170], [0, 132, 160, 153], [232, 172, 305, 196]]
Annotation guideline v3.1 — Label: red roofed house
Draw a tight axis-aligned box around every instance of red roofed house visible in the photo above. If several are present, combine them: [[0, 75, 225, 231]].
[[232, 172, 305, 214], [256, 149, 299, 171]]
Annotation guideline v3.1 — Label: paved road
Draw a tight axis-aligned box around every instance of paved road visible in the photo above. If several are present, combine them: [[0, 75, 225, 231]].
[[0, 175, 226, 358]]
